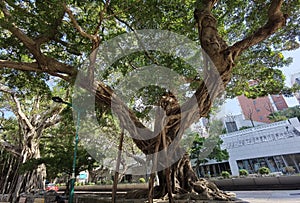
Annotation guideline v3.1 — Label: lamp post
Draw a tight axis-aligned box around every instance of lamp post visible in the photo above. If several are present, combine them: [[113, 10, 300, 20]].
[[52, 97, 80, 203]]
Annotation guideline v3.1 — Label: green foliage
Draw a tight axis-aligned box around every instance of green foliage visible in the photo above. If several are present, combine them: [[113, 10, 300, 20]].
[[268, 106, 300, 122], [139, 177, 146, 183], [40, 109, 99, 180], [190, 133, 229, 163], [239, 126, 253, 131], [0, 1, 298, 102], [221, 171, 230, 179], [106, 180, 114, 185], [190, 120, 229, 164], [258, 167, 270, 175], [239, 169, 249, 176], [41, 137, 98, 180], [19, 158, 43, 174]]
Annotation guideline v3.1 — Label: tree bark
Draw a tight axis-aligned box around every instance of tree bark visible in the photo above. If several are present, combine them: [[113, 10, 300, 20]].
[[10, 138, 45, 203], [0, 86, 63, 202]]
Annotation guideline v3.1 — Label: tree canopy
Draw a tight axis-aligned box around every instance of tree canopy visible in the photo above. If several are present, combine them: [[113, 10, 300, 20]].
[[0, 0, 299, 202]]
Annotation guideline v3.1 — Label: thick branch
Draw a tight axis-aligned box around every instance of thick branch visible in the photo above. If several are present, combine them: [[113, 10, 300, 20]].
[[0, 139, 21, 157], [0, 1, 42, 60], [76, 76, 153, 153], [63, 3, 98, 42], [93, 0, 110, 35], [37, 106, 64, 130], [0, 83, 34, 132], [194, 0, 228, 69], [11, 93, 34, 132], [43, 117, 61, 129], [190, 0, 287, 130], [229, 0, 287, 57], [124, 151, 146, 165], [0, 60, 40, 72]]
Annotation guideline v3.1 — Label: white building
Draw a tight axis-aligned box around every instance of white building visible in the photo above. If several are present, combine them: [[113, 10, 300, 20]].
[[220, 117, 300, 176]]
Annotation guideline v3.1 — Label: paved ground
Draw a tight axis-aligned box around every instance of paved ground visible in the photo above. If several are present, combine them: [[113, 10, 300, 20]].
[[63, 190, 300, 202], [233, 190, 300, 203]]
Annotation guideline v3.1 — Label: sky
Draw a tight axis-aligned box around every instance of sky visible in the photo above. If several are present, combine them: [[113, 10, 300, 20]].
[[282, 48, 300, 86], [218, 48, 300, 118]]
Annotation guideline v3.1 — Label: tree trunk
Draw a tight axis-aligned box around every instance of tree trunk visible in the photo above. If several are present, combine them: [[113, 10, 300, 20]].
[[157, 154, 232, 200], [9, 138, 46, 203], [126, 152, 233, 201]]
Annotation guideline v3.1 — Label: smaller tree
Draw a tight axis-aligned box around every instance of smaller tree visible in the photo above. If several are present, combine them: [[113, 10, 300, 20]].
[[190, 119, 229, 164], [268, 106, 300, 122], [190, 132, 229, 177]]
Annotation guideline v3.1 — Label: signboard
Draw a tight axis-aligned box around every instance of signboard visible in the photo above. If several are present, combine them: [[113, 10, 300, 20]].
[[79, 173, 87, 179]]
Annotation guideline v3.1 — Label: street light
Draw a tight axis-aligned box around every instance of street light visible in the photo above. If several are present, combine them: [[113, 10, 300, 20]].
[[52, 97, 80, 203]]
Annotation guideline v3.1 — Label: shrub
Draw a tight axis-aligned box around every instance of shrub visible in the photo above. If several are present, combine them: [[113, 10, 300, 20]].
[[139, 177, 146, 183], [258, 167, 270, 175], [106, 180, 113, 185], [221, 171, 230, 179], [284, 166, 295, 174], [239, 169, 249, 176]]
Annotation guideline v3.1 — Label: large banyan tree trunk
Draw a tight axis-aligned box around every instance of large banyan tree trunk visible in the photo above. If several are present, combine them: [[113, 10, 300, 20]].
[[10, 138, 46, 203], [122, 91, 234, 201], [91, 0, 286, 201]]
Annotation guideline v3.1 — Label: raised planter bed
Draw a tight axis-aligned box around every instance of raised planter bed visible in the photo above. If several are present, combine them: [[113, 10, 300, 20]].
[[211, 175, 300, 191]]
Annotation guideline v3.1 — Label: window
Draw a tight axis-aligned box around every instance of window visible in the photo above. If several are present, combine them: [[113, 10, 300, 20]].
[[225, 121, 238, 133]]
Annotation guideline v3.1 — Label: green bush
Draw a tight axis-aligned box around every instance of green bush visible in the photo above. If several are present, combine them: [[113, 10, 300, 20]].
[[239, 169, 249, 176], [221, 171, 230, 179], [258, 167, 270, 175], [106, 180, 114, 185], [139, 177, 146, 183]]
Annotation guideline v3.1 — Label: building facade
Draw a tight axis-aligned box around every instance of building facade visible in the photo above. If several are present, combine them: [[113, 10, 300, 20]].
[[195, 93, 299, 177], [220, 117, 300, 176], [291, 73, 300, 104]]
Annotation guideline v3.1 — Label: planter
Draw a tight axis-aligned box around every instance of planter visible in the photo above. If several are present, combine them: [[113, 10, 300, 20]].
[[212, 175, 300, 190]]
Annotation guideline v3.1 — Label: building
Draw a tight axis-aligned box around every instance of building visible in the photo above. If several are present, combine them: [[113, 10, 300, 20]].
[[237, 95, 288, 124], [219, 117, 300, 176], [193, 91, 300, 177], [291, 72, 300, 104], [221, 117, 300, 176], [217, 92, 298, 134]]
